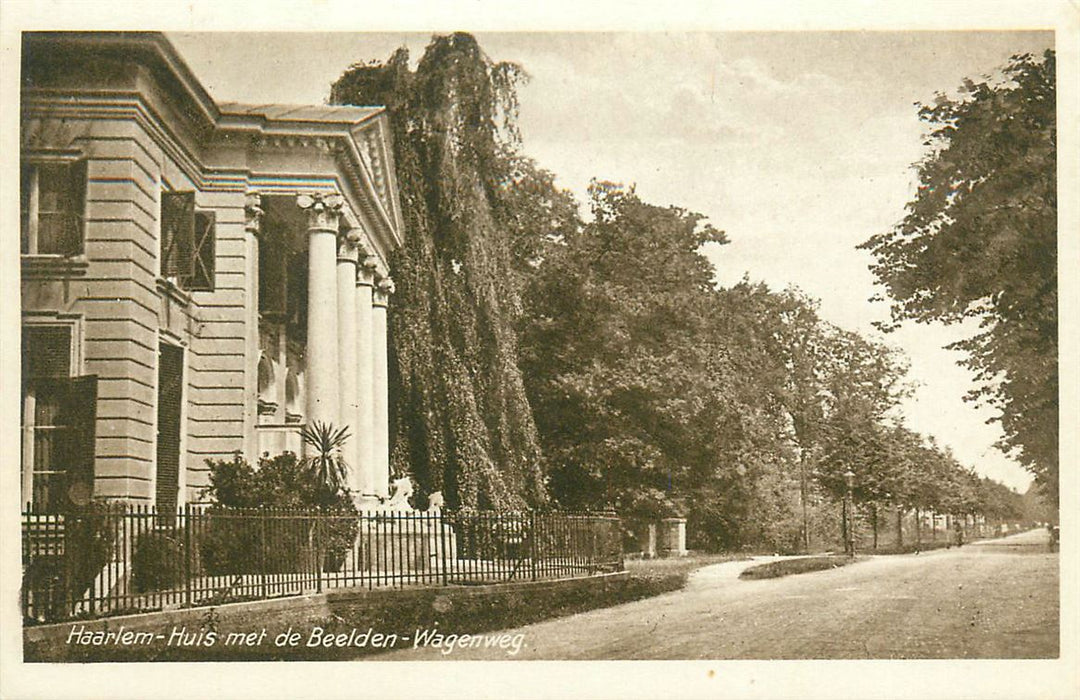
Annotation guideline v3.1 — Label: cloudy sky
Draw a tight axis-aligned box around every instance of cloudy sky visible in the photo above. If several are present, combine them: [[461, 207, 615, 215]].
[[170, 30, 1054, 491]]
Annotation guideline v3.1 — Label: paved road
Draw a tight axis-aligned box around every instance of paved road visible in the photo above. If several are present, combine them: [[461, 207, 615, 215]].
[[382, 529, 1058, 660]]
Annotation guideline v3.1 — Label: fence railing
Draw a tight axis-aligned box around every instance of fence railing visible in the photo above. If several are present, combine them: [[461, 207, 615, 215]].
[[21, 505, 623, 624]]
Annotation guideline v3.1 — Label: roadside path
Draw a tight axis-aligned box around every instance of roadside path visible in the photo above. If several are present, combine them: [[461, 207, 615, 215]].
[[380, 529, 1058, 660]]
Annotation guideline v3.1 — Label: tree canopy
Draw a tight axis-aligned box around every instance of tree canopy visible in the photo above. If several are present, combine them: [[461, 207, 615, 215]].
[[330, 34, 544, 511], [859, 50, 1057, 500], [325, 33, 1045, 544]]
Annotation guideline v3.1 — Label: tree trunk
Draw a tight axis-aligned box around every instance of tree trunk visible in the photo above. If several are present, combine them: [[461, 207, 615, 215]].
[[800, 455, 809, 552], [916, 508, 922, 545], [872, 503, 878, 550], [841, 500, 848, 554], [896, 507, 903, 548]]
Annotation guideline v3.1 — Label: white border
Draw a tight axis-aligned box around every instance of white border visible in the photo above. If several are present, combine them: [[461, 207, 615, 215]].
[[1, 2, 1077, 700]]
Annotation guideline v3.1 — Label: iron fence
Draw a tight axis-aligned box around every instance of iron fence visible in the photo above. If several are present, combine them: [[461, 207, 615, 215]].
[[21, 504, 623, 624]]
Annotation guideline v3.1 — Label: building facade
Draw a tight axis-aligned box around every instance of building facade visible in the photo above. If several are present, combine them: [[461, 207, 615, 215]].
[[20, 32, 403, 511]]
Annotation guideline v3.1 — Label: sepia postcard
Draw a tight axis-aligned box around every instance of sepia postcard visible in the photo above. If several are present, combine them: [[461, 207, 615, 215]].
[[1, 1, 1077, 699]]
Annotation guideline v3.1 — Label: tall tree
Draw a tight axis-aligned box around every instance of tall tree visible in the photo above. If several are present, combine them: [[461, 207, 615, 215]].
[[859, 51, 1057, 500], [330, 34, 545, 510], [519, 182, 731, 518]]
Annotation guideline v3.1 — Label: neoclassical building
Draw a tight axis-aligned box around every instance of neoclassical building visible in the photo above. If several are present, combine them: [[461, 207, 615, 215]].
[[20, 32, 403, 511]]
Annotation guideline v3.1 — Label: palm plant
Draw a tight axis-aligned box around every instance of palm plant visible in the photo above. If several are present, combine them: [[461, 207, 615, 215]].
[[299, 421, 352, 508]]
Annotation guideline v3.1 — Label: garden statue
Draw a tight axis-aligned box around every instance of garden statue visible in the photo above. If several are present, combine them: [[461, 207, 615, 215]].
[[384, 476, 415, 511]]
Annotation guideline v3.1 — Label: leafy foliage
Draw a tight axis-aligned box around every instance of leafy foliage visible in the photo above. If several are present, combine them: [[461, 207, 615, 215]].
[[859, 51, 1057, 500], [324, 32, 1044, 549], [200, 452, 358, 574], [300, 421, 351, 507], [519, 183, 729, 517], [330, 33, 544, 511], [131, 530, 191, 593], [203, 452, 354, 512]]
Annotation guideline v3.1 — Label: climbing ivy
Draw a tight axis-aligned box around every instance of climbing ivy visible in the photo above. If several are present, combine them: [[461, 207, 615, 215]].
[[330, 34, 544, 511]]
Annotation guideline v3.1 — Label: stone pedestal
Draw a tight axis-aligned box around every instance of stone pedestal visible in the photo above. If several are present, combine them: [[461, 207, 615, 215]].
[[352, 511, 457, 574], [659, 517, 688, 558]]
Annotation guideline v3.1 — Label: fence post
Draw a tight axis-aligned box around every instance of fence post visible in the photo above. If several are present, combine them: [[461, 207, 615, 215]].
[[439, 512, 449, 586], [316, 510, 323, 594], [184, 504, 192, 608], [63, 510, 75, 620], [530, 511, 538, 582], [260, 508, 268, 600]]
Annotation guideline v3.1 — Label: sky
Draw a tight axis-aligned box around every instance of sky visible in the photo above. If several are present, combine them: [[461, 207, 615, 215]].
[[169, 30, 1055, 492]]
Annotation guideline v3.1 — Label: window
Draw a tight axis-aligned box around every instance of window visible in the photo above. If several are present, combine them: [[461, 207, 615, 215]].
[[21, 326, 97, 511], [155, 343, 184, 515], [160, 190, 216, 291], [21, 159, 87, 256]]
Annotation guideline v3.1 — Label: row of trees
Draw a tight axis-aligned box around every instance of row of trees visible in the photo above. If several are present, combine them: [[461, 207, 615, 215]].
[[328, 36, 1055, 549], [859, 50, 1057, 502]]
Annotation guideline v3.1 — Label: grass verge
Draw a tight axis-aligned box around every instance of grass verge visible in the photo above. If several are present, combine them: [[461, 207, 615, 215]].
[[739, 555, 860, 580]]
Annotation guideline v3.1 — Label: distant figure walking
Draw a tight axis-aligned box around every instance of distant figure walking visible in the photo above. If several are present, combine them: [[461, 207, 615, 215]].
[[953, 521, 964, 548]]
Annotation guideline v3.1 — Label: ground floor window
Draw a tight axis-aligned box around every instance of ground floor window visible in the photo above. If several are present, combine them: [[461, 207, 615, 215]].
[[156, 342, 184, 514], [21, 325, 97, 511]]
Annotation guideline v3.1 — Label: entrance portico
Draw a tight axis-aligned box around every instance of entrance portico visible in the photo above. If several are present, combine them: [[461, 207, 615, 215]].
[[229, 109, 404, 504], [251, 190, 396, 503]]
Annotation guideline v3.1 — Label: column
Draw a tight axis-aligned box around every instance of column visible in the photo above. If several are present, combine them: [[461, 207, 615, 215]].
[[371, 274, 394, 498], [355, 251, 378, 500], [337, 230, 361, 484], [243, 192, 263, 463], [297, 193, 343, 438]]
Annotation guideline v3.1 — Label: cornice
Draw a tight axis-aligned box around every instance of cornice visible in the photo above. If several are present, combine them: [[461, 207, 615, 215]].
[[23, 92, 209, 192], [23, 32, 220, 132], [21, 33, 404, 258]]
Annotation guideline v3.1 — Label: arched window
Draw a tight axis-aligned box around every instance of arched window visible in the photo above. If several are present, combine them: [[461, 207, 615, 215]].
[[257, 354, 277, 420], [285, 369, 302, 424]]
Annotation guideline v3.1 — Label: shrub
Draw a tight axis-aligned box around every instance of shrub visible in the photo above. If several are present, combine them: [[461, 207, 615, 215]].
[[739, 555, 858, 580], [198, 452, 359, 576], [131, 529, 197, 593]]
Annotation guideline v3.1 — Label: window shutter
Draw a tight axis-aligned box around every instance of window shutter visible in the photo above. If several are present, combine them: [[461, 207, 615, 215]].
[[155, 344, 184, 515], [161, 191, 195, 279], [66, 159, 87, 257], [190, 210, 216, 291], [21, 163, 32, 254], [59, 376, 97, 508]]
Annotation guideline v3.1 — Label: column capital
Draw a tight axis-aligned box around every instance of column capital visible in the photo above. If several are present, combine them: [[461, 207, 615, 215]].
[[377, 276, 395, 295], [297, 192, 345, 232], [357, 255, 378, 286], [338, 228, 362, 262], [244, 191, 263, 236], [374, 276, 395, 306]]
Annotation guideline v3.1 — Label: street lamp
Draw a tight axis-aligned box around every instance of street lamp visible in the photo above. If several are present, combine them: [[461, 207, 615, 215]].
[[844, 469, 855, 557]]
